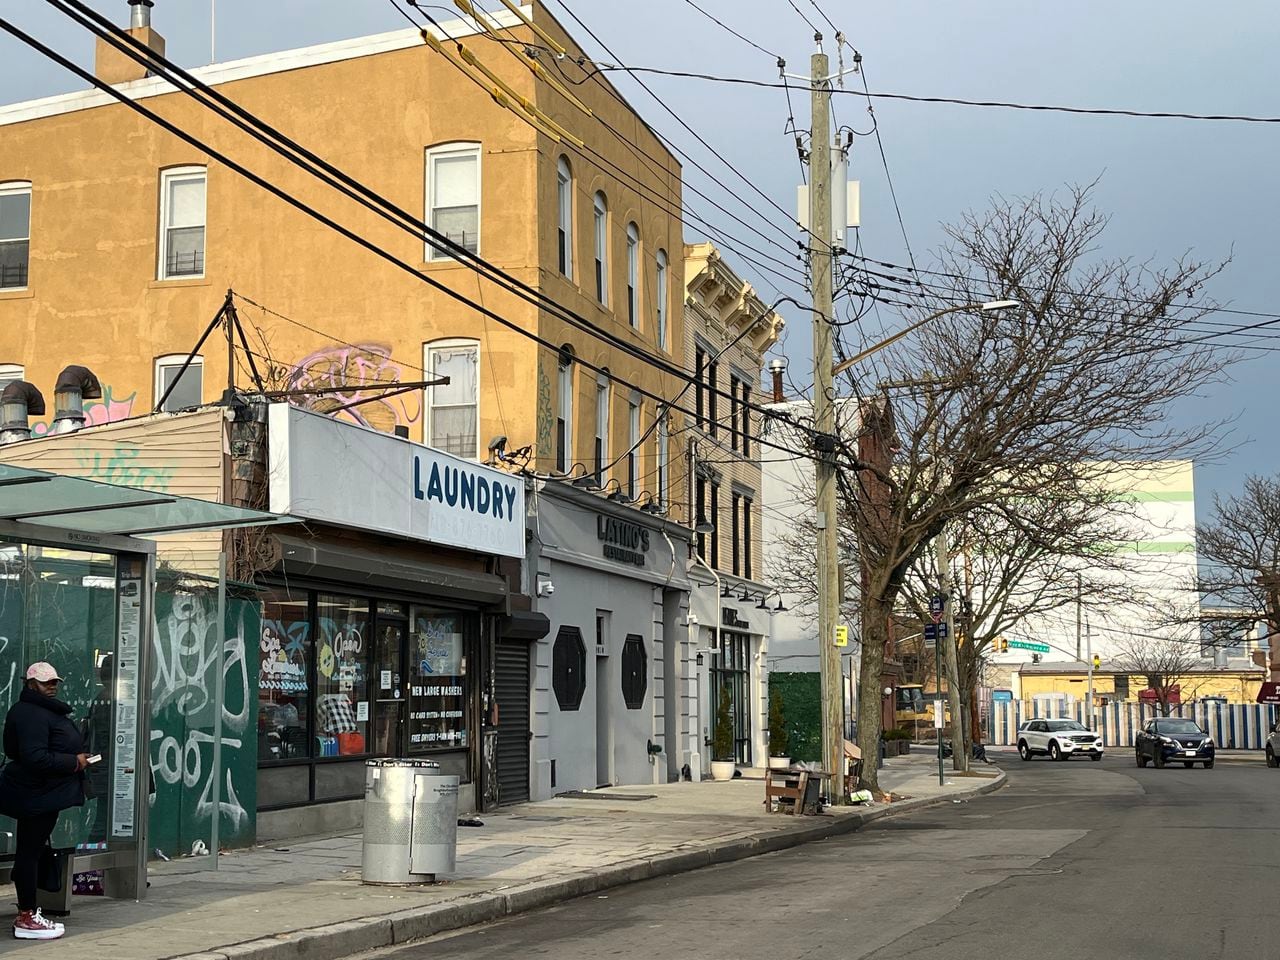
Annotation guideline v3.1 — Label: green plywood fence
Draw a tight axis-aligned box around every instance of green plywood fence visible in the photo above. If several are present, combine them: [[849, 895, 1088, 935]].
[[768, 672, 822, 762]]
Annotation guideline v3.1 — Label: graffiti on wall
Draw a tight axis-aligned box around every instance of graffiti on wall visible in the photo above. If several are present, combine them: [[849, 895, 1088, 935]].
[[76, 446, 175, 491], [150, 590, 258, 850], [536, 357, 553, 463], [289, 343, 422, 434], [32, 385, 137, 436]]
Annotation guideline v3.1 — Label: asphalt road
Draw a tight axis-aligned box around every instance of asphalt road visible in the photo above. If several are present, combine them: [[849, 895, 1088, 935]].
[[363, 750, 1280, 960]]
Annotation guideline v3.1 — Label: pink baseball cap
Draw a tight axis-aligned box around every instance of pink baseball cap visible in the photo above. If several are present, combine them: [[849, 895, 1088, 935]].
[[25, 662, 62, 683]]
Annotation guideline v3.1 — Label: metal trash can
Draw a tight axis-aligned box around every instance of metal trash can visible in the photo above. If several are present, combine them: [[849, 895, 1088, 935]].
[[362, 758, 460, 884]]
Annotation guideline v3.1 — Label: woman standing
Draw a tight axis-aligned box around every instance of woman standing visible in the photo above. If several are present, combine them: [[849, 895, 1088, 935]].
[[0, 663, 88, 941]]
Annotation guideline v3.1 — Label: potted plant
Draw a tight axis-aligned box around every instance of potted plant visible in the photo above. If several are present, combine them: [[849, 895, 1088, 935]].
[[710, 686, 736, 780], [767, 687, 791, 769]]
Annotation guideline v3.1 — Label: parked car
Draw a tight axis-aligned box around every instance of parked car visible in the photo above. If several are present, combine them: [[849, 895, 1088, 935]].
[[1135, 717, 1215, 769], [1266, 720, 1280, 768], [1016, 718, 1104, 761]]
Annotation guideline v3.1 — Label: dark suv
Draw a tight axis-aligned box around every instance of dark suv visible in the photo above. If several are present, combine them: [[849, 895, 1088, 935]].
[[1135, 717, 1215, 769]]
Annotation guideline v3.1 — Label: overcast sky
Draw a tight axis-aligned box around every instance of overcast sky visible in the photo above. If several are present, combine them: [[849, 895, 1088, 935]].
[[4, 1, 1278, 514]]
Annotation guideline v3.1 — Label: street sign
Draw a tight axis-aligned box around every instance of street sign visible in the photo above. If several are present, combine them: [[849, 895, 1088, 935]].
[[992, 689, 1014, 702], [923, 623, 949, 641], [933, 700, 944, 728], [1008, 639, 1050, 654], [834, 625, 849, 648], [929, 594, 945, 623]]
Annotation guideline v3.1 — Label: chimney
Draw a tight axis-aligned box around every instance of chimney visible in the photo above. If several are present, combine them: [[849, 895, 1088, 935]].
[[0, 381, 46, 445], [768, 358, 787, 404], [50, 365, 103, 435], [95, 1, 166, 86]]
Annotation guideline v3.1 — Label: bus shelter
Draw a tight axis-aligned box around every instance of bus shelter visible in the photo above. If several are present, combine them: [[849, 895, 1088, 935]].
[[0, 463, 289, 902]]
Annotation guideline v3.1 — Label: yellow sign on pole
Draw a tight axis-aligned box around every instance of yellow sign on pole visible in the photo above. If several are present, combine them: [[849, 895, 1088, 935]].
[[834, 625, 849, 647]]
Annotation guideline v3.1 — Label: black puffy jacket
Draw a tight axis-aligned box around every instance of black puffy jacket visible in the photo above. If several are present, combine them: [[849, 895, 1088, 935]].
[[0, 686, 85, 819]]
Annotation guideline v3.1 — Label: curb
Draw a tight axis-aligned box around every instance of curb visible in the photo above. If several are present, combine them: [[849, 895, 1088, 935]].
[[168, 771, 1005, 960]]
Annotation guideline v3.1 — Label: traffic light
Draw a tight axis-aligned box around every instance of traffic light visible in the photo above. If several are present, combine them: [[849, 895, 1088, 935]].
[[997, 636, 1008, 653], [1092, 654, 1101, 670]]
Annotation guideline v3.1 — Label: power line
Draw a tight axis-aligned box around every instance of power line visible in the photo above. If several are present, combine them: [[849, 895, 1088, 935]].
[[4, 9, 838, 477], [589, 65, 1280, 124], [41, 0, 807, 435], [783, 0, 822, 36], [674, 0, 778, 59]]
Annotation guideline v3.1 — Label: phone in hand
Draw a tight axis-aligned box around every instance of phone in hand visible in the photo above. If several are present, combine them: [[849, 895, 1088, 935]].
[[86, 754, 102, 765]]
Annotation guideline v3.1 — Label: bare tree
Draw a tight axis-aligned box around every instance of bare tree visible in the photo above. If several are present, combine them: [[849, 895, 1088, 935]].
[[1196, 474, 1280, 678], [830, 185, 1231, 794], [1110, 630, 1205, 715]]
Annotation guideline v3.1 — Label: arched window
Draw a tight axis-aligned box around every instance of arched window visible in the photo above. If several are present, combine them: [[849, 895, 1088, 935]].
[[655, 248, 669, 349], [593, 192, 609, 306], [556, 345, 574, 472], [155, 353, 204, 412], [625, 222, 639, 328], [0, 181, 32, 290], [556, 156, 573, 279], [158, 166, 206, 279], [425, 142, 481, 259], [424, 338, 480, 458]]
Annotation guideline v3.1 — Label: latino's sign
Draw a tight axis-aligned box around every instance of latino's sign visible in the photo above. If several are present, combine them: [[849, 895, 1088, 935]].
[[268, 404, 525, 558]]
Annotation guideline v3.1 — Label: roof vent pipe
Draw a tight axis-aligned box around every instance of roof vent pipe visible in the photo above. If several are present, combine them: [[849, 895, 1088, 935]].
[[0, 381, 47, 445], [51, 365, 103, 435], [129, 0, 153, 29]]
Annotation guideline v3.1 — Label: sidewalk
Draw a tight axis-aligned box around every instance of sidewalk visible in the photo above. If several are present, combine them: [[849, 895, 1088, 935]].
[[2, 754, 1003, 960]]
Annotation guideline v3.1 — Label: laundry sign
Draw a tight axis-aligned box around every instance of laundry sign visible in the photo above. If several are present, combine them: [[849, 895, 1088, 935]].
[[268, 404, 525, 557]]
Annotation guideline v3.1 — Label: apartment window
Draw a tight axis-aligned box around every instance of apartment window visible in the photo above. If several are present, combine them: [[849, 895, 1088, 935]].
[[707, 358, 719, 439], [656, 413, 669, 507], [425, 339, 480, 458], [158, 166, 206, 279], [594, 375, 610, 484], [744, 494, 753, 579], [556, 156, 573, 279], [625, 222, 639, 327], [426, 142, 481, 259], [731, 491, 742, 577], [655, 248, 668, 349], [556, 348, 574, 472], [695, 345, 706, 431], [729, 374, 742, 452], [593, 192, 609, 306], [155, 354, 203, 412], [741, 381, 751, 457], [0, 182, 31, 290], [627, 397, 640, 499], [695, 475, 708, 560], [0, 363, 23, 391], [709, 481, 721, 570]]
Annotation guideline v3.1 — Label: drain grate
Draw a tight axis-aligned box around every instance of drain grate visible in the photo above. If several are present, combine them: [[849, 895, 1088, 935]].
[[556, 790, 656, 801]]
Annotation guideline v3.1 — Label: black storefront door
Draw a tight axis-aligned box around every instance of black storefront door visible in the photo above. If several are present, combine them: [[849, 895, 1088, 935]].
[[373, 603, 408, 755], [495, 639, 531, 804]]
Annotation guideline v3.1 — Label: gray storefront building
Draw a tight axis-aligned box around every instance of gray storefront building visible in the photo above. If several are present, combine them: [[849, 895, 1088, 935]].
[[525, 481, 693, 798]]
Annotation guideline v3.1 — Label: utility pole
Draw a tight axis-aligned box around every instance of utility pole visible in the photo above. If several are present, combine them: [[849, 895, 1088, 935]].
[[1075, 573, 1083, 662], [809, 47, 844, 802], [936, 529, 967, 771]]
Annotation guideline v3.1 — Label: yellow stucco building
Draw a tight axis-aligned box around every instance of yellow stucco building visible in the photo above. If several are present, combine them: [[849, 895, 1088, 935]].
[[0, 3, 689, 516], [1015, 662, 1264, 704]]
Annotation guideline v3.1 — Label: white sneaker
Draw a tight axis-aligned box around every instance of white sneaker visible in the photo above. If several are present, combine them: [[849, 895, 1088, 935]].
[[13, 909, 65, 940]]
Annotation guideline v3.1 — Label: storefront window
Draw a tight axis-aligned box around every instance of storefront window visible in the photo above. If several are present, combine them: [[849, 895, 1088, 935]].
[[408, 608, 468, 751], [315, 594, 371, 756], [259, 587, 311, 761]]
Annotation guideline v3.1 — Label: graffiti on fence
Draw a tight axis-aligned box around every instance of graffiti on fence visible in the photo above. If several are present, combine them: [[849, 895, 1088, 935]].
[[150, 590, 258, 850], [33, 384, 137, 436]]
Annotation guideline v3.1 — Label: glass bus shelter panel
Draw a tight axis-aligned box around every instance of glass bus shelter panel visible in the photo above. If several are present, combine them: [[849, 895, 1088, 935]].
[[0, 542, 117, 850], [0, 541, 147, 883]]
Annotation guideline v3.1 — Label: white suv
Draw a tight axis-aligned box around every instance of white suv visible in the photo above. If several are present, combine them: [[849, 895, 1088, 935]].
[[1018, 718, 1104, 761]]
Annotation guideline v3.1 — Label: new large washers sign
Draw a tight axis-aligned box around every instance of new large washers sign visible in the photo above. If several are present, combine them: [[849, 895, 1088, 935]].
[[268, 404, 525, 558]]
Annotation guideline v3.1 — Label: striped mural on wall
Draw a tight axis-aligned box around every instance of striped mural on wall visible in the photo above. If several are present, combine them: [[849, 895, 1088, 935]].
[[986, 700, 1280, 750]]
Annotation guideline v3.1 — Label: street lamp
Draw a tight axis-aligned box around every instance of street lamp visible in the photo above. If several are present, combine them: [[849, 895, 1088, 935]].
[[831, 299, 1022, 376]]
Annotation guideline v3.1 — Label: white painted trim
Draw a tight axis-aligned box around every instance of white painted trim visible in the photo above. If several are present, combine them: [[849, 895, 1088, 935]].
[[424, 141, 482, 262], [154, 352, 204, 412], [157, 166, 207, 280], [422, 337, 481, 460], [0, 7, 530, 128]]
